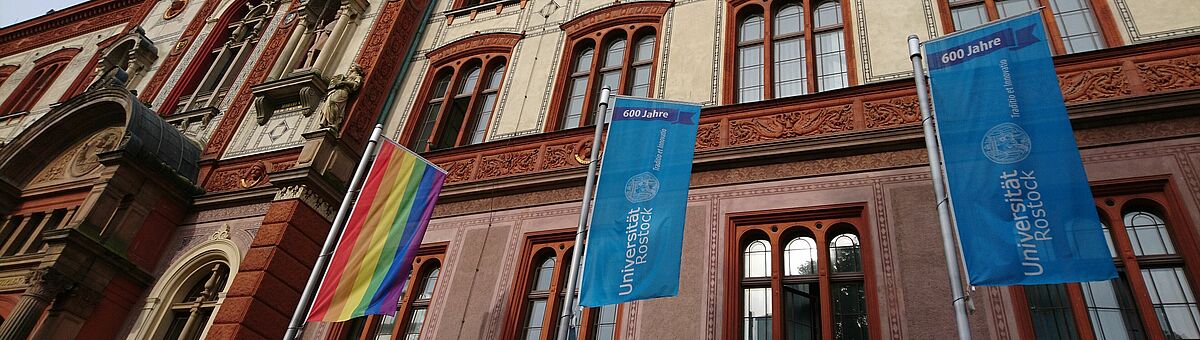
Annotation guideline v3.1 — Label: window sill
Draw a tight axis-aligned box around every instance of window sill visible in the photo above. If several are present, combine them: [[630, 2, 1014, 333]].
[[444, 0, 522, 22]]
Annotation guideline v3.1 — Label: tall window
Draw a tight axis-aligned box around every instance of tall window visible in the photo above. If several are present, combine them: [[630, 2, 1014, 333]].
[[505, 233, 621, 340], [168, 0, 274, 114], [549, 1, 670, 131], [729, 0, 851, 104], [0, 48, 79, 114], [939, 0, 1116, 54], [555, 30, 658, 130], [730, 209, 872, 339], [335, 249, 445, 340], [1016, 186, 1200, 339], [409, 58, 507, 152], [162, 262, 230, 340]]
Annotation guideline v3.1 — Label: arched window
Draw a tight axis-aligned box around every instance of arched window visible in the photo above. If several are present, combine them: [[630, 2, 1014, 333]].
[[731, 212, 872, 340], [167, 0, 275, 114], [402, 33, 519, 152], [938, 0, 1118, 54], [728, 0, 850, 104], [549, 2, 670, 131], [505, 233, 623, 340], [0, 48, 79, 114], [1017, 189, 1200, 339], [161, 262, 230, 340]]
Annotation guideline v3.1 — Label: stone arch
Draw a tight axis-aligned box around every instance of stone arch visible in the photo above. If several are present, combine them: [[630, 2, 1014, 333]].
[[125, 234, 242, 339]]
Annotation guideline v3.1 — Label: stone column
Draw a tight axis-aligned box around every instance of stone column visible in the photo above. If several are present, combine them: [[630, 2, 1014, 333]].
[[311, 5, 352, 74], [269, 19, 309, 80], [287, 22, 317, 71], [0, 269, 71, 339]]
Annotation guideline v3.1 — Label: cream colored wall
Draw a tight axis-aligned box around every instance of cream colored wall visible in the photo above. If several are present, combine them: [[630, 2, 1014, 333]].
[[129, 0, 222, 97], [0, 25, 121, 109], [856, 0, 940, 83], [1111, 0, 1200, 43]]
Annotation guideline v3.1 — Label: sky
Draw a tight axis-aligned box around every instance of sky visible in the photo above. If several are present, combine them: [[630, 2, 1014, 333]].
[[1, 0, 90, 28]]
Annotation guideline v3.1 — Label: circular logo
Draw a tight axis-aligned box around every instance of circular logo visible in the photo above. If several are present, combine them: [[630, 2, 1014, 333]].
[[625, 172, 660, 203], [981, 123, 1032, 164]]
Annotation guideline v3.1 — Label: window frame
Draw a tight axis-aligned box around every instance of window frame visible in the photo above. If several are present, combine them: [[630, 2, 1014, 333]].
[[1011, 178, 1200, 339], [935, 0, 1122, 55], [0, 48, 80, 114], [399, 33, 520, 152], [331, 244, 448, 340], [160, 0, 273, 115], [723, 204, 879, 339], [545, 1, 671, 131], [501, 230, 625, 340], [722, 0, 857, 105]]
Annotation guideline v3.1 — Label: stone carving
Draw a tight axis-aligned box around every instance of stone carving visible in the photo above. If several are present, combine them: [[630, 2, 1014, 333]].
[[339, 0, 428, 149], [89, 26, 158, 90], [695, 123, 721, 150], [1058, 66, 1130, 103], [25, 268, 73, 300], [316, 64, 364, 129], [209, 224, 231, 240], [239, 161, 268, 188], [140, 0, 222, 103], [274, 185, 335, 220], [1137, 56, 1200, 93], [439, 158, 476, 184], [543, 142, 581, 170], [478, 149, 539, 180], [69, 128, 123, 177], [863, 96, 919, 129], [729, 105, 853, 146], [163, 0, 188, 20]]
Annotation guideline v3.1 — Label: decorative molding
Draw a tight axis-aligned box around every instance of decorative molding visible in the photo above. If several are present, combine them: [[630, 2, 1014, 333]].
[[29, 127, 124, 186], [205, 157, 295, 192], [1136, 55, 1200, 93], [425, 32, 523, 66], [0, 0, 142, 56], [163, 0, 189, 20], [139, 0, 223, 103], [1058, 65, 1131, 103], [558, 1, 672, 38], [273, 184, 336, 220], [208, 223, 231, 240], [727, 105, 854, 146], [862, 96, 919, 129]]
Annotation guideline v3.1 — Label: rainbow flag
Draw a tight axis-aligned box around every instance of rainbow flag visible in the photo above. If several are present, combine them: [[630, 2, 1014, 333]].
[[307, 139, 446, 322]]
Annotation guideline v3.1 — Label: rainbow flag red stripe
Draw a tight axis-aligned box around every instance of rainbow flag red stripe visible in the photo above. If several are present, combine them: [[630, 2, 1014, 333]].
[[307, 139, 446, 322]]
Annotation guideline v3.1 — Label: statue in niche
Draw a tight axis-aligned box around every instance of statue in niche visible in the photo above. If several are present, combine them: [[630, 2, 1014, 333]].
[[316, 64, 364, 129]]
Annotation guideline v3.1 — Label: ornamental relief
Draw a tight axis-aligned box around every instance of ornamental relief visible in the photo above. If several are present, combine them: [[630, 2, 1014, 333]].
[[29, 127, 125, 187], [477, 149, 539, 180], [1058, 66, 1131, 103], [695, 123, 721, 150], [863, 96, 919, 129], [728, 105, 853, 146], [439, 158, 476, 184], [1137, 55, 1200, 93]]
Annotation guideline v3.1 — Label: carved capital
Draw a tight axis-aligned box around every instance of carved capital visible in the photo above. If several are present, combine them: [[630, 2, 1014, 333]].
[[274, 185, 336, 220], [24, 269, 73, 301]]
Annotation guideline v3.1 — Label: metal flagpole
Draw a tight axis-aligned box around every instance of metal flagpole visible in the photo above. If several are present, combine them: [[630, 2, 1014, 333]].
[[284, 124, 386, 340], [909, 35, 973, 340], [556, 87, 611, 340]]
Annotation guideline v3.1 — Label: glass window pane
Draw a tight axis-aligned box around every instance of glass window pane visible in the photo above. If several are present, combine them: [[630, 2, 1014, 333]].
[[1082, 275, 1146, 340], [773, 38, 806, 98], [405, 308, 427, 338], [457, 66, 481, 95], [813, 1, 842, 28], [1124, 211, 1175, 256], [829, 233, 861, 273], [630, 66, 652, 98], [784, 237, 817, 276], [373, 314, 396, 340], [525, 300, 548, 340], [590, 304, 619, 340], [468, 93, 497, 144], [744, 239, 772, 278], [814, 31, 847, 91], [744, 287, 773, 340], [534, 257, 556, 291], [1142, 267, 1200, 339], [774, 5, 803, 36], [635, 36, 655, 62], [951, 4, 988, 31], [995, 0, 1036, 18], [574, 48, 594, 73], [419, 268, 440, 300], [562, 76, 588, 128], [740, 14, 764, 42], [832, 281, 868, 340], [783, 283, 819, 340], [602, 39, 626, 69], [1100, 221, 1118, 257], [737, 45, 764, 103], [1026, 284, 1082, 340], [1049, 0, 1104, 53]]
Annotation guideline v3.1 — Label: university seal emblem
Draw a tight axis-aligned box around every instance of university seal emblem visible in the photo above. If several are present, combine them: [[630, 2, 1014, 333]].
[[625, 172, 660, 203], [981, 122, 1031, 164]]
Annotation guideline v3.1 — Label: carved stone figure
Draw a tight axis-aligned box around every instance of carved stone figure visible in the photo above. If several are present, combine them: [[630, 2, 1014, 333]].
[[316, 64, 364, 129]]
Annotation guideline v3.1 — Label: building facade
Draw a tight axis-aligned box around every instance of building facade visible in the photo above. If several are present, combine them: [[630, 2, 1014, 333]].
[[0, 0, 1197, 338]]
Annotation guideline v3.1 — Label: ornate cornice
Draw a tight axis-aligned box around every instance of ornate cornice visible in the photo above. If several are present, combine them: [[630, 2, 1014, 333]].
[[425, 32, 523, 67], [0, 0, 144, 57], [559, 1, 673, 38]]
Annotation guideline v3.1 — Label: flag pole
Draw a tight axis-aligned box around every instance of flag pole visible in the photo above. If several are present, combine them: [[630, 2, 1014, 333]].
[[909, 35, 973, 340], [284, 124, 386, 340], [555, 87, 611, 340]]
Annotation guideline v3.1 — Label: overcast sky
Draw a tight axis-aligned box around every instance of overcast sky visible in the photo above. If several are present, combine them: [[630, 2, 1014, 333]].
[[1, 0, 90, 28]]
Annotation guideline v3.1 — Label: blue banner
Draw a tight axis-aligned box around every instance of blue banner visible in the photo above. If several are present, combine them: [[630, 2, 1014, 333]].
[[925, 12, 1116, 285], [580, 96, 700, 307]]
